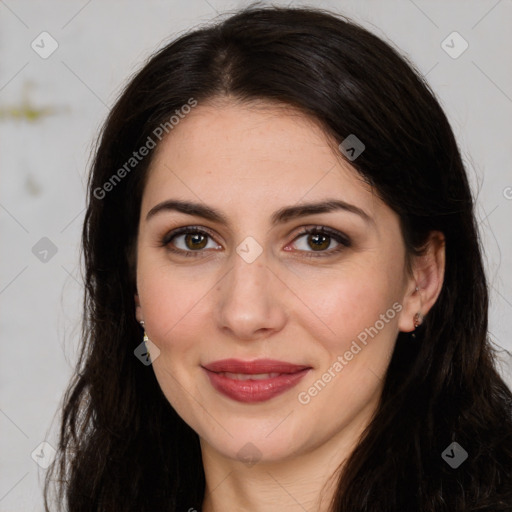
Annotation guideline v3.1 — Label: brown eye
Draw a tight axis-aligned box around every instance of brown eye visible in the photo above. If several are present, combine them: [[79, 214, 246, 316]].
[[307, 232, 331, 251], [291, 226, 351, 257], [183, 232, 208, 250], [161, 226, 221, 256]]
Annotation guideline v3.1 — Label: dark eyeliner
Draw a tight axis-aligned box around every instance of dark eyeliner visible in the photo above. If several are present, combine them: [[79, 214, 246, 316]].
[[160, 225, 351, 257], [160, 226, 208, 247], [160, 226, 214, 258], [294, 226, 351, 258]]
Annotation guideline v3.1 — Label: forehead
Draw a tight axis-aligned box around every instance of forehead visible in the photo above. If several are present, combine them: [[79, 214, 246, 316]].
[[142, 100, 381, 222]]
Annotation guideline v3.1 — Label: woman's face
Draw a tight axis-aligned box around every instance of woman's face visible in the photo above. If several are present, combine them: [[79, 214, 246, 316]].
[[135, 100, 420, 465]]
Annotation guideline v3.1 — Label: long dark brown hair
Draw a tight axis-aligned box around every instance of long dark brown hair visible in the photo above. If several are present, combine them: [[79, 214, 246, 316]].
[[44, 5, 512, 511]]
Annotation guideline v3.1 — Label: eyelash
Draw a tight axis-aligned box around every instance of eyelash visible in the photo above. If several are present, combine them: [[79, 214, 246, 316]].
[[160, 225, 351, 258]]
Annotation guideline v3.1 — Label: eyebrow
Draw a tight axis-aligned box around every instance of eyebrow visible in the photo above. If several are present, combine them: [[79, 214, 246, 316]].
[[146, 198, 373, 227]]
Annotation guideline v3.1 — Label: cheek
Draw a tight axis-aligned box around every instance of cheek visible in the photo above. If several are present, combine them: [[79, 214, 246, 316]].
[[137, 253, 215, 345], [293, 274, 401, 426], [291, 262, 404, 412], [137, 266, 211, 418], [295, 265, 400, 347]]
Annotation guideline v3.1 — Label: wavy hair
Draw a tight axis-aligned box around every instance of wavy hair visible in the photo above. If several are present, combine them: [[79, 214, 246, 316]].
[[44, 5, 512, 511]]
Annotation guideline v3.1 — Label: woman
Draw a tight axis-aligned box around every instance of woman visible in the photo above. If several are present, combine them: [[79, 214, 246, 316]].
[[44, 5, 512, 511]]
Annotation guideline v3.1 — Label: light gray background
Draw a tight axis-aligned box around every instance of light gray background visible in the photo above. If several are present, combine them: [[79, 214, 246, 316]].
[[1, 1, 511, 510]]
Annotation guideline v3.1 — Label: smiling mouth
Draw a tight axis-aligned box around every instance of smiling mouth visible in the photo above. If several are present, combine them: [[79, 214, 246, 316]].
[[202, 358, 311, 374], [215, 371, 282, 380], [202, 368, 311, 403]]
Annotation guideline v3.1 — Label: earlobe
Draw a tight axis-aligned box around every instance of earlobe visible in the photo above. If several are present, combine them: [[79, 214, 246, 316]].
[[410, 310, 424, 339], [398, 231, 445, 335], [397, 285, 422, 334]]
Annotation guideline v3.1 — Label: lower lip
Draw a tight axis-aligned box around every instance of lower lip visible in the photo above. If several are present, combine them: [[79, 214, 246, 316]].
[[202, 368, 310, 403]]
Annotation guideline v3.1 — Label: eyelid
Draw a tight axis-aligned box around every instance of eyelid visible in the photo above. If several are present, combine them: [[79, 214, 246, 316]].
[[160, 224, 351, 257], [288, 225, 351, 257], [291, 225, 351, 245], [161, 225, 218, 246]]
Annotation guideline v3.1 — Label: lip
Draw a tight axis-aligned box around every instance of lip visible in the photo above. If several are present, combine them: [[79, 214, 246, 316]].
[[201, 358, 311, 403], [203, 358, 310, 374]]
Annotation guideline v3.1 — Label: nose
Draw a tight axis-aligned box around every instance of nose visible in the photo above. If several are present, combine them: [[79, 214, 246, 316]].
[[214, 250, 288, 341]]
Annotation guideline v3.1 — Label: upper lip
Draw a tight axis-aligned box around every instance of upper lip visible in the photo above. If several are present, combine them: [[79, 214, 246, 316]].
[[202, 358, 311, 374]]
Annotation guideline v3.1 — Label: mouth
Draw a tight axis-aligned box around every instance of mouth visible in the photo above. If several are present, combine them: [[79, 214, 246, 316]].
[[202, 358, 311, 374], [213, 371, 283, 380], [201, 358, 312, 403]]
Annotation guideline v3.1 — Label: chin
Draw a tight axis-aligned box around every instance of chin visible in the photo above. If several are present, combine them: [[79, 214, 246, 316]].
[[197, 417, 307, 465]]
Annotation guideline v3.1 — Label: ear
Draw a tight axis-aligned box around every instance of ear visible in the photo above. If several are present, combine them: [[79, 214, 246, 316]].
[[134, 291, 143, 324], [398, 230, 445, 333]]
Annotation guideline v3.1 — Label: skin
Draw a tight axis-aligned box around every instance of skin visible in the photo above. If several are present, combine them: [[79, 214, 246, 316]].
[[134, 98, 445, 512]]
